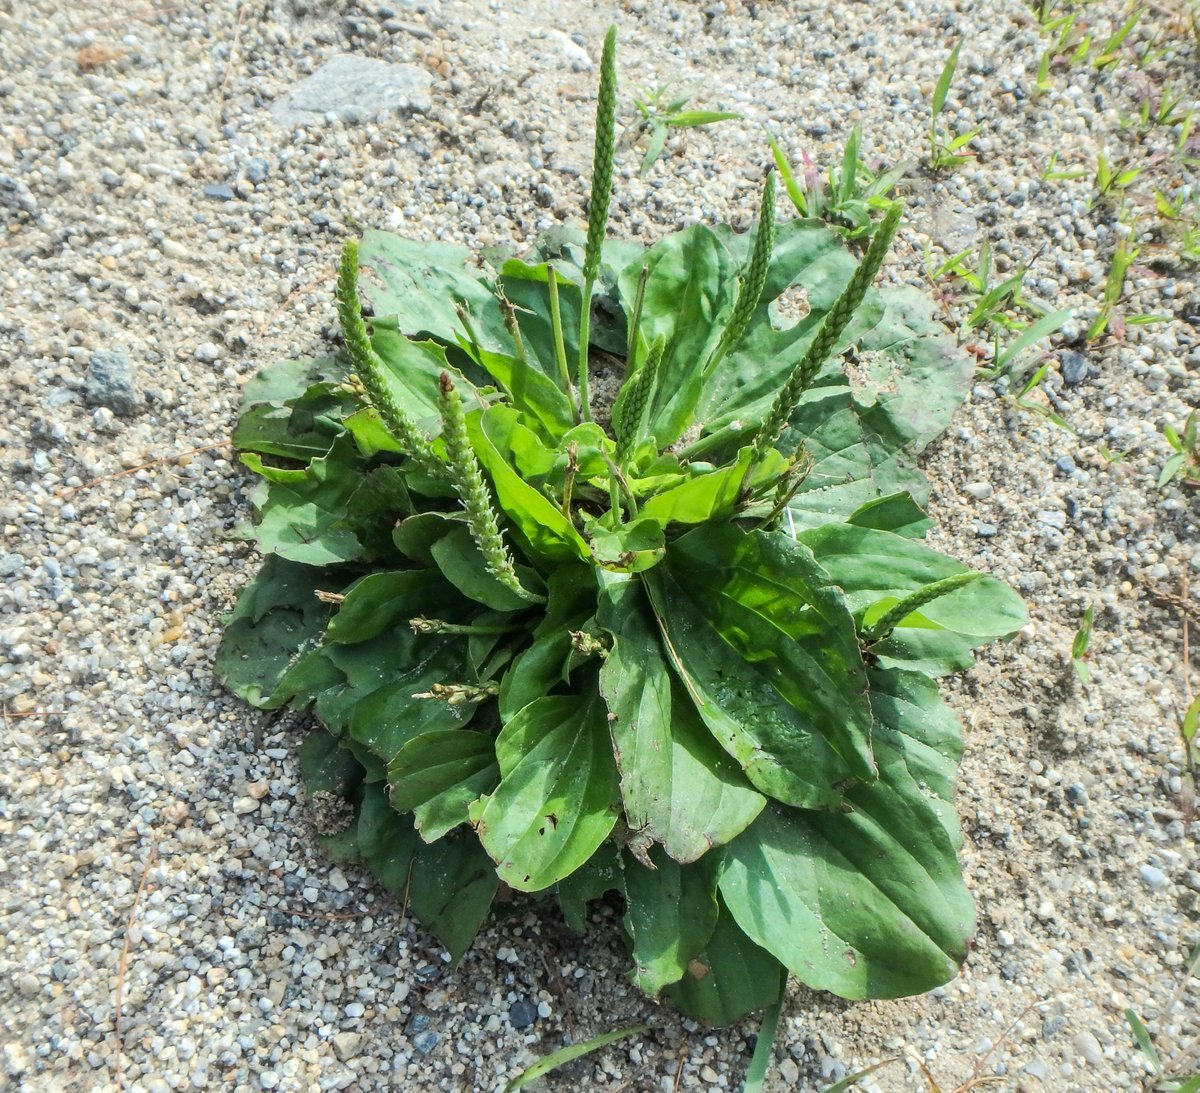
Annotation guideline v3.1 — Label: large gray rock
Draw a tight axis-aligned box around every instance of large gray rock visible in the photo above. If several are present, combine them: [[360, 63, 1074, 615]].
[[270, 54, 432, 127], [84, 350, 142, 416]]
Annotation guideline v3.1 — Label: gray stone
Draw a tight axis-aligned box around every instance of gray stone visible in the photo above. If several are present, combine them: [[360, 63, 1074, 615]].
[[411, 1030, 439, 1055], [1140, 865, 1168, 891], [331, 1032, 362, 1062], [84, 351, 142, 416], [202, 183, 235, 200], [245, 156, 271, 183], [270, 55, 432, 127], [0, 554, 23, 578], [1059, 350, 1089, 385]]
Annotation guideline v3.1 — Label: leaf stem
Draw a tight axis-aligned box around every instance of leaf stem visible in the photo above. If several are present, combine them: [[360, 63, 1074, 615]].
[[626, 264, 650, 368], [546, 265, 578, 422]]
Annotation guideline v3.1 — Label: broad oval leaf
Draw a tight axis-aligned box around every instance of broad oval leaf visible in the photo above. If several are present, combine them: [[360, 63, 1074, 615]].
[[662, 896, 786, 1026], [622, 847, 719, 996], [388, 729, 500, 842], [469, 693, 620, 892], [646, 524, 875, 809], [598, 577, 765, 863], [717, 666, 974, 999], [796, 523, 1027, 674], [215, 555, 340, 708]]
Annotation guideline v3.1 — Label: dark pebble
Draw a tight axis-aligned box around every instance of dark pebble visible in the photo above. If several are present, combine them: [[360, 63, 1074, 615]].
[[1059, 350, 1089, 385], [1055, 455, 1076, 474], [407, 1013, 429, 1035], [1043, 1015, 1066, 1039], [202, 183, 235, 201], [509, 999, 536, 1029], [1066, 783, 1088, 805]]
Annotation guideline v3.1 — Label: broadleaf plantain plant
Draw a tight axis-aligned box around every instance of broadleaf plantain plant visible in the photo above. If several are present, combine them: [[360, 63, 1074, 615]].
[[216, 27, 1026, 1025]]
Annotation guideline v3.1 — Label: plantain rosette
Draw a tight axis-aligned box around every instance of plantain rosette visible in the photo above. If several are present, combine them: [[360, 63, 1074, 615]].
[[216, 32, 1025, 1026]]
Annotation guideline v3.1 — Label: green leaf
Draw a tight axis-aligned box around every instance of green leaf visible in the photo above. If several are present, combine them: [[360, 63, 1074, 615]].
[[430, 525, 540, 611], [408, 832, 499, 962], [367, 325, 460, 427], [316, 602, 479, 765], [1126, 1009, 1162, 1073], [467, 405, 592, 563], [663, 110, 743, 127], [622, 847, 719, 996], [297, 728, 366, 861], [663, 897, 786, 1025], [469, 693, 621, 891], [325, 570, 432, 644], [242, 455, 364, 565], [597, 577, 765, 863], [556, 840, 622, 932], [359, 229, 510, 354], [499, 566, 595, 721], [647, 524, 876, 807], [638, 447, 789, 527], [504, 1025, 646, 1092], [932, 43, 962, 117], [616, 225, 737, 446], [214, 555, 340, 708], [1182, 695, 1200, 745], [587, 517, 666, 573], [357, 780, 421, 896], [718, 669, 974, 1000], [847, 492, 932, 538], [797, 523, 1027, 673], [742, 996, 783, 1093], [388, 730, 500, 841], [239, 355, 348, 408]]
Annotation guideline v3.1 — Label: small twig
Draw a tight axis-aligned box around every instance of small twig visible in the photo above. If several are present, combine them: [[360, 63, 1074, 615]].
[[216, 0, 247, 108], [71, 2, 187, 33], [54, 443, 229, 501], [115, 846, 159, 1092], [399, 858, 415, 923], [672, 1041, 691, 1093], [0, 709, 66, 718]]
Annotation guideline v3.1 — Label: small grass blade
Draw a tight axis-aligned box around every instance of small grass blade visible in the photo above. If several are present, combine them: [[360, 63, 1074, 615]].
[[932, 42, 962, 118], [820, 1058, 903, 1092], [504, 1025, 646, 1092], [993, 307, 1073, 374], [742, 997, 783, 1093], [1126, 1008, 1163, 1074]]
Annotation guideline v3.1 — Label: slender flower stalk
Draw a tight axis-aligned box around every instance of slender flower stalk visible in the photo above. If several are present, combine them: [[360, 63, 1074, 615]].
[[615, 335, 666, 461], [578, 25, 618, 423], [546, 265, 577, 420], [751, 201, 903, 460], [437, 371, 540, 602], [863, 571, 983, 644], [625, 264, 650, 369], [410, 616, 524, 636], [336, 241, 442, 475], [412, 681, 501, 704], [705, 170, 776, 380]]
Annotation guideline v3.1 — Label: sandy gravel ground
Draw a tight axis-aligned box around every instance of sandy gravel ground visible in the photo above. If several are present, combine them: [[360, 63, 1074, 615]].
[[2, 0, 1199, 1089]]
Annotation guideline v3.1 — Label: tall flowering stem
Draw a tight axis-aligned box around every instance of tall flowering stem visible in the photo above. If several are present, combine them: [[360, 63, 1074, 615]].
[[336, 240, 442, 476], [751, 202, 903, 461], [578, 25, 618, 423], [437, 372, 541, 602], [704, 171, 777, 381]]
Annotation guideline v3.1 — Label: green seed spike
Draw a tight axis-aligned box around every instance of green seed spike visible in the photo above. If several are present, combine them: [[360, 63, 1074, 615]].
[[615, 335, 666, 460], [437, 371, 541, 603], [863, 571, 983, 644], [578, 25, 619, 423], [336, 240, 441, 474], [751, 201, 903, 460], [705, 170, 776, 379]]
